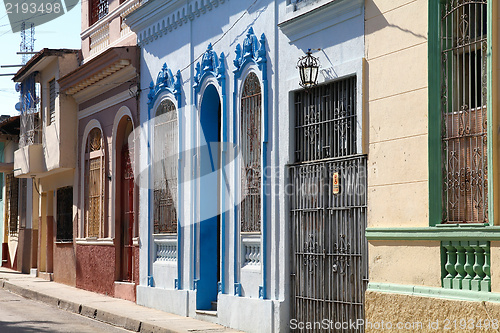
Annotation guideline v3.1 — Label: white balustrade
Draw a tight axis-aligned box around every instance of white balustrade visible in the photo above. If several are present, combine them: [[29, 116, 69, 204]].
[[89, 25, 110, 55], [154, 235, 177, 262], [242, 236, 261, 267]]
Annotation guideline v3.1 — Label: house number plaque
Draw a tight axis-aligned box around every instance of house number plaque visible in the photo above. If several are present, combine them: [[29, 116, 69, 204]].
[[333, 172, 340, 194]]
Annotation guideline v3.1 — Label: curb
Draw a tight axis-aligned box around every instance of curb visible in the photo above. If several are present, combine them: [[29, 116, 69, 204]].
[[0, 278, 157, 332]]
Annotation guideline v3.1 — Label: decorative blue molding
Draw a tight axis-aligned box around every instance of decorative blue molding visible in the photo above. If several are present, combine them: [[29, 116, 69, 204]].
[[194, 279, 199, 291], [147, 62, 183, 291], [148, 63, 181, 107], [148, 276, 154, 287], [193, 43, 226, 92], [192, 42, 228, 298], [232, 27, 269, 300], [218, 281, 222, 294], [234, 282, 241, 296], [233, 27, 267, 75]]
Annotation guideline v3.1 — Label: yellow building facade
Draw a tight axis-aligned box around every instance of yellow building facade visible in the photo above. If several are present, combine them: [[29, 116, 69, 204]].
[[365, 0, 500, 331]]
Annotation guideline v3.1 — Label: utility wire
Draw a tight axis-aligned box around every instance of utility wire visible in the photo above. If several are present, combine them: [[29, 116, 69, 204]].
[[178, 0, 259, 74], [68, 0, 261, 95], [9, 0, 263, 99]]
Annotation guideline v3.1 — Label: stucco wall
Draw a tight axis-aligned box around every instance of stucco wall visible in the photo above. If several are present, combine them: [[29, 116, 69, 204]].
[[365, 0, 429, 228], [366, 291, 500, 333], [77, 96, 138, 241], [133, 245, 139, 285], [368, 240, 441, 287], [54, 243, 76, 286], [39, 171, 74, 193], [18, 228, 32, 274], [489, 241, 500, 293], [76, 244, 116, 296], [36, 55, 78, 173]]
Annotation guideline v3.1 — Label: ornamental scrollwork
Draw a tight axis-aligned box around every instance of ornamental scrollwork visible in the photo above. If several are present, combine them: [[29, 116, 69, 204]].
[[148, 63, 182, 106], [233, 27, 267, 73], [194, 43, 225, 87]]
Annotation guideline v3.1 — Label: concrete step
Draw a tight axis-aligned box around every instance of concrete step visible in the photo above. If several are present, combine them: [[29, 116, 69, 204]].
[[195, 309, 218, 325]]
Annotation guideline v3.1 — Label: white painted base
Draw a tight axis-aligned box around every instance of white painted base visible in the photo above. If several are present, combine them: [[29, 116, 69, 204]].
[[137, 286, 286, 332], [218, 294, 283, 333], [136, 285, 189, 316], [240, 266, 261, 298], [152, 261, 177, 289]]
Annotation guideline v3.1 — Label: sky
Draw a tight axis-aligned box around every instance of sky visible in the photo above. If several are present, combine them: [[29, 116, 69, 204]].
[[0, 1, 81, 116]]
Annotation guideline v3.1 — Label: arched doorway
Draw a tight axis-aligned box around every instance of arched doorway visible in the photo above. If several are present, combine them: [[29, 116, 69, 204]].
[[197, 84, 221, 310], [116, 117, 135, 283]]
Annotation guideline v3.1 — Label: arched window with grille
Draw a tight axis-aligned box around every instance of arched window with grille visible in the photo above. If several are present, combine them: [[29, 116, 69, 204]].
[[441, 0, 488, 223], [240, 72, 262, 233], [153, 99, 178, 234], [84, 127, 105, 237]]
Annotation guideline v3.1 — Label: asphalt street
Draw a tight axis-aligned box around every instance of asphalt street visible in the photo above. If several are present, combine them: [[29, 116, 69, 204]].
[[0, 288, 130, 333]]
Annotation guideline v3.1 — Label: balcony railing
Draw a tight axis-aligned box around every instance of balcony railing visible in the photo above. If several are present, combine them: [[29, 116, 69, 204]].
[[89, 24, 110, 55], [84, 0, 139, 56], [19, 107, 40, 148]]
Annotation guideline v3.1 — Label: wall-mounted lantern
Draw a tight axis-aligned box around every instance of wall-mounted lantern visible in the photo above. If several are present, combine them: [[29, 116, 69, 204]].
[[297, 49, 320, 89]]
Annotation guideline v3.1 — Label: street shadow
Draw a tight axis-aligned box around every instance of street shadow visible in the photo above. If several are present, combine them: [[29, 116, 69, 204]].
[[0, 270, 23, 275], [0, 320, 60, 333], [364, 1, 427, 154], [365, 0, 426, 39]]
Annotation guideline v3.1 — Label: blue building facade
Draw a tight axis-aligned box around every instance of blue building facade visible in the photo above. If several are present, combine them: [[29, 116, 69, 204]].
[[127, 0, 365, 331]]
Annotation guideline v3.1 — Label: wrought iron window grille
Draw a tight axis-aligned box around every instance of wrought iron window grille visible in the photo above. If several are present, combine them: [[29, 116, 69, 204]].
[[240, 72, 262, 233], [56, 186, 73, 242], [19, 75, 41, 148], [153, 99, 178, 234], [294, 77, 357, 163], [90, 0, 109, 26], [84, 128, 105, 238], [48, 79, 56, 126], [6, 174, 19, 237], [441, 0, 488, 224]]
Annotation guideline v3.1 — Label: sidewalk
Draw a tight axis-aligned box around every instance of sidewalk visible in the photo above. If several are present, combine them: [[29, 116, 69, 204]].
[[0, 267, 240, 333]]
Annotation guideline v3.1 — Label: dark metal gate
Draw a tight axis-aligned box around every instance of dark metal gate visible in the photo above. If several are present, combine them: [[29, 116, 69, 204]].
[[121, 143, 135, 282], [289, 77, 368, 332]]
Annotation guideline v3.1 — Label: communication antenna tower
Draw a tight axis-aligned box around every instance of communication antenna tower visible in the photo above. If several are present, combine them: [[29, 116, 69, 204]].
[[20, 22, 35, 65]]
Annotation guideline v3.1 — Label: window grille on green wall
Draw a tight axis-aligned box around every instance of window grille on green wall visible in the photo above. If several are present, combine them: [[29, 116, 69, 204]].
[[440, 0, 488, 223]]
